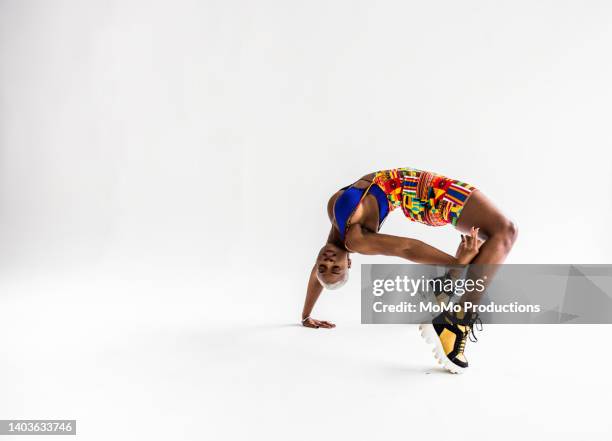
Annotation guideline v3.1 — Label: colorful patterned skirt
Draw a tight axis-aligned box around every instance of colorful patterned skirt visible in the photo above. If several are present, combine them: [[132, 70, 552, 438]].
[[372, 167, 477, 227]]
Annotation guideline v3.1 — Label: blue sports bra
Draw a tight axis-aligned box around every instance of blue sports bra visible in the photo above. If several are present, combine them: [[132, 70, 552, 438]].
[[334, 182, 390, 243]]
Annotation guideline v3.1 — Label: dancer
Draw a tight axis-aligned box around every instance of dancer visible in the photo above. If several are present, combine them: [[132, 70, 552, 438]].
[[301, 167, 518, 373]]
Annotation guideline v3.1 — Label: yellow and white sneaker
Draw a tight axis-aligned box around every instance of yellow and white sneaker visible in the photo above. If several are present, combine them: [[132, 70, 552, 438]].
[[419, 310, 481, 374]]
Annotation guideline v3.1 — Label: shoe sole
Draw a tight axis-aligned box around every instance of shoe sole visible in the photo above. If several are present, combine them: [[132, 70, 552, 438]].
[[418, 324, 466, 374]]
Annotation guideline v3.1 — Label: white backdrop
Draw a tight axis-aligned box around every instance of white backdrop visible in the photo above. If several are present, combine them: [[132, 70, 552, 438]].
[[1, 1, 612, 440]]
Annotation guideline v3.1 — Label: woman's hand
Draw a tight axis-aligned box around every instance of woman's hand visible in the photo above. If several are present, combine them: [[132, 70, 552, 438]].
[[302, 317, 336, 329], [455, 226, 483, 264]]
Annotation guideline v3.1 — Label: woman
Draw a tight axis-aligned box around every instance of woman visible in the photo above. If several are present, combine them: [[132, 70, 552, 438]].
[[301, 167, 518, 373]]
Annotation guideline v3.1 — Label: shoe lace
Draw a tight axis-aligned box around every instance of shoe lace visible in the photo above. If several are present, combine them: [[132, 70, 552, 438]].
[[468, 316, 483, 343], [458, 316, 483, 353]]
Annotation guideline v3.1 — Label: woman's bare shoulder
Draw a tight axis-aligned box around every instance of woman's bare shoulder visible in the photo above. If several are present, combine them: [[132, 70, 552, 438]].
[[327, 189, 343, 222]]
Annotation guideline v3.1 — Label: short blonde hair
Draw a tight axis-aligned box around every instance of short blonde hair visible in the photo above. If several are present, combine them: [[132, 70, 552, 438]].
[[316, 271, 349, 290]]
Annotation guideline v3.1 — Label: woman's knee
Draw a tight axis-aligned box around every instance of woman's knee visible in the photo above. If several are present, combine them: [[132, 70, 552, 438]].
[[497, 219, 518, 250]]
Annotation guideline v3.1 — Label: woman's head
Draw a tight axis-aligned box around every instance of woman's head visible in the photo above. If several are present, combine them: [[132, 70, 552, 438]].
[[315, 243, 351, 290]]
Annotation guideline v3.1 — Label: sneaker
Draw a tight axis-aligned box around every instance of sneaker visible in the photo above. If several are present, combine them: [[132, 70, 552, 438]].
[[419, 309, 481, 374]]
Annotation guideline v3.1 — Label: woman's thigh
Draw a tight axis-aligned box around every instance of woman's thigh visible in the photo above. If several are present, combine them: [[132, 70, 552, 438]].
[[455, 190, 511, 239]]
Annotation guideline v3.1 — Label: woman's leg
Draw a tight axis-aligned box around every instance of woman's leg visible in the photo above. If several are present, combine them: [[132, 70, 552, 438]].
[[418, 189, 518, 372], [454, 190, 518, 304], [456, 190, 518, 263]]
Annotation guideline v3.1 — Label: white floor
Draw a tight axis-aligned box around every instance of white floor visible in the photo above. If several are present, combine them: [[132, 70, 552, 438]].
[[2, 1, 612, 439], [1, 267, 611, 441]]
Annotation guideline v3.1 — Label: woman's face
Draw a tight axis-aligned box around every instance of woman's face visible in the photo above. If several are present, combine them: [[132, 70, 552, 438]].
[[316, 243, 351, 285]]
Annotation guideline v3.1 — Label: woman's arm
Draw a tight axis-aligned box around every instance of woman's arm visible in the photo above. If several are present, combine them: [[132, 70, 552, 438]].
[[345, 224, 478, 265], [301, 264, 336, 329]]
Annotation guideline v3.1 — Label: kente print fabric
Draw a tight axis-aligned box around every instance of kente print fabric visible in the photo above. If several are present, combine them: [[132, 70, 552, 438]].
[[372, 167, 477, 226]]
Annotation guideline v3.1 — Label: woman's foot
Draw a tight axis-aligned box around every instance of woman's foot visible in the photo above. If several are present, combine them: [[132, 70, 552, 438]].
[[419, 310, 481, 374]]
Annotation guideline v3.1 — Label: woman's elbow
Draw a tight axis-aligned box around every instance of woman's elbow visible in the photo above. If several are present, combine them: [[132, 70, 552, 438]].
[[397, 239, 420, 261]]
